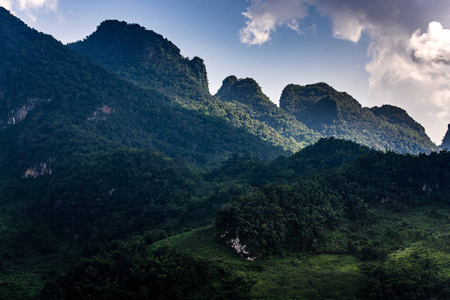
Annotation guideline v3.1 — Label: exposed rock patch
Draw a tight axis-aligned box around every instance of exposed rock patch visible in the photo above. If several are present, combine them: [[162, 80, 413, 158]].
[[23, 158, 55, 178], [88, 105, 114, 121], [1, 97, 51, 129]]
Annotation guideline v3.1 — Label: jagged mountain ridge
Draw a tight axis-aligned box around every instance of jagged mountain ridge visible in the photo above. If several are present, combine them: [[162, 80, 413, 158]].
[[0, 8, 286, 173], [215, 76, 320, 148], [69, 21, 318, 152], [70, 18, 438, 154], [279, 82, 438, 153]]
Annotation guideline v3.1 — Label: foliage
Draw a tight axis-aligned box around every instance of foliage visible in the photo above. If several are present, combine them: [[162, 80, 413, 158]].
[[41, 240, 254, 300], [214, 140, 450, 259], [280, 83, 438, 154], [69, 21, 310, 153], [362, 251, 450, 299], [69, 20, 209, 98], [215, 76, 320, 151]]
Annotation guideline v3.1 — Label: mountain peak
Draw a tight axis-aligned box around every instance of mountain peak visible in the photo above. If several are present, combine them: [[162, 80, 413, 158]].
[[440, 123, 450, 149], [370, 105, 424, 132], [279, 82, 362, 130], [279, 82, 436, 153], [216, 76, 268, 104], [69, 19, 209, 93], [280, 82, 360, 112], [74, 19, 181, 57]]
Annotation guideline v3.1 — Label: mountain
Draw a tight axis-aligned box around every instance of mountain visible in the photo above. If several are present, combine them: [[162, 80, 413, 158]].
[[215, 75, 320, 149], [280, 83, 438, 154], [69, 20, 438, 155], [440, 124, 450, 149], [68, 21, 308, 152], [0, 8, 286, 173], [0, 8, 285, 298], [68, 20, 209, 98]]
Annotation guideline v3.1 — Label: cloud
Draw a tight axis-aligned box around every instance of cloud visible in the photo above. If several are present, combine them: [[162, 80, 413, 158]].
[[0, 0, 12, 10], [240, 0, 450, 143], [0, 0, 58, 22], [410, 22, 450, 65], [367, 20, 450, 143], [239, 0, 312, 45], [18, 0, 57, 11]]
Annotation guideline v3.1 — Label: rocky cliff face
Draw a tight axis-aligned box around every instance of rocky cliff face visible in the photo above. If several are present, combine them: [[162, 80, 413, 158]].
[[440, 124, 450, 149], [1, 97, 51, 128], [23, 158, 55, 178]]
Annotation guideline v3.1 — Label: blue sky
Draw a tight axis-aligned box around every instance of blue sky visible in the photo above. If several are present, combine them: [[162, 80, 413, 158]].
[[3, 0, 450, 144]]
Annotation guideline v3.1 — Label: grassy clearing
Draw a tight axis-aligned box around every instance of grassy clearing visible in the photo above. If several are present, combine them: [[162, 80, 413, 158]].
[[155, 225, 369, 299], [155, 204, 450, 299], [247, 254, 367, 299]]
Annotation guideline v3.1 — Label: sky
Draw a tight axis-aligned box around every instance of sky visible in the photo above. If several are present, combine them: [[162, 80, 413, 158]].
[[2, 0, 450, 144]]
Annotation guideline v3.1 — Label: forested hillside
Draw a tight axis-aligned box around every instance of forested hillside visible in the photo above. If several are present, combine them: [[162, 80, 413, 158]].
[[69, 20, 439, 154], [0, 8, 285, 171], [69, 21, 315, 152], [42, 138, 450, 299], [0, 8, 282, 298], [280, 83, 438, 153]]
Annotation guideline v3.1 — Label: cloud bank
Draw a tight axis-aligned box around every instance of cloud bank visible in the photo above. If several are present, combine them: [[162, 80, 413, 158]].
[[0, 0, 58, 21], [240, 0, 450, 143]]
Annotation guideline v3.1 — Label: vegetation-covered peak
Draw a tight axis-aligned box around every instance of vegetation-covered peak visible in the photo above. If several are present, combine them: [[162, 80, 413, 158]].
[[69, 19, 209, 93], [280, 82, 361, 115], [217, 75, 239, 93], [279, 82, 437, 154], [0, 9, 286, 171], [79, 19, 181, 56], [370, 104, 424, 132], [214, 76, 319, 151], [69, 22, 315, 153], [216, 75, 274, 108]]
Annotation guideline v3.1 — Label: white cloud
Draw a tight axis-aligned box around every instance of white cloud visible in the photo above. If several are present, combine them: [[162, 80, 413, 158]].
[[366, 20, 450, 143], [287, 19, 302, 34], [329, 9, 365, 42], [240, 0, 450, 143], [239, 0, 312, 45], [0, 0, 58, 22], [0, 0, 12, 10], [410, 22, 450, 65], [18, 0, 57, 11]]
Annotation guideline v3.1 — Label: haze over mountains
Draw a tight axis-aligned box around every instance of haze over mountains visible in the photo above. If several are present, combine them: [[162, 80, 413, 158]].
[[1, 7, 450, 299]]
